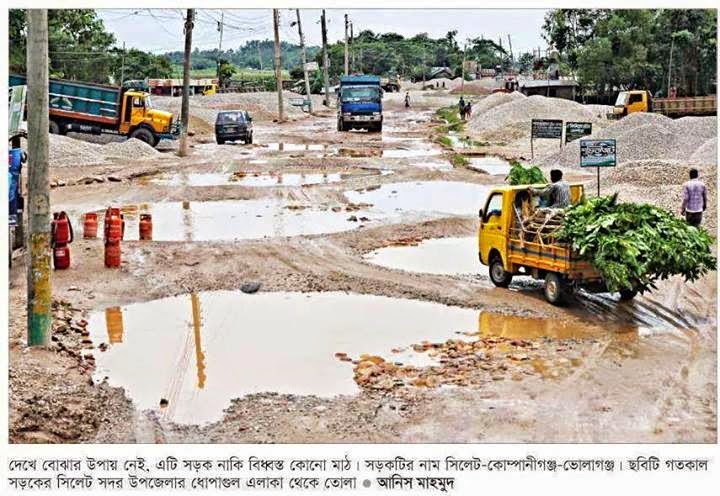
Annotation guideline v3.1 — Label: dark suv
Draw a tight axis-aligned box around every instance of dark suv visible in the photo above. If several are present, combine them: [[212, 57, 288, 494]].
[[215, 110, 253, 145]]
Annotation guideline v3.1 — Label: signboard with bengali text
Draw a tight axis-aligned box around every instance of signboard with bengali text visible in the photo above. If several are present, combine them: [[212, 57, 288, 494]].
[[531, 119, 563, 139], [565, 121, 592, 143], [580, 139, 617, 167]]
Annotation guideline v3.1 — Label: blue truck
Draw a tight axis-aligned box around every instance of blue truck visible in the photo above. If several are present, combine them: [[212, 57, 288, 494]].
[[9, 74, 177, 147], [337, 75, 383, 132]]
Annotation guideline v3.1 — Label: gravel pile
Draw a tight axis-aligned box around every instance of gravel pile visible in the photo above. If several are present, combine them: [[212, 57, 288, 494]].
[[154, 91, 321, 126], [45, 134, 158, 167], [467, 94, 600, 134], [449, 78, 498, 95], [472, 91, 526, 116], [690, 138, 718, 166], [538, 113, 717, 168]]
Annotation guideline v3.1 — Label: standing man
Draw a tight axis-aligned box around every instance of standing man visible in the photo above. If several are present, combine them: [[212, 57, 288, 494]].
[[404, 91, 410, 108], [528, 169, 570, 208], [465, 101, 472, 119], [458, 96, 466, 120], [681, 168, 707, 227]]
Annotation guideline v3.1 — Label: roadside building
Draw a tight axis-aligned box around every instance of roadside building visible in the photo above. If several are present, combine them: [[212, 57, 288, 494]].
[[519, 79, 579, 100]]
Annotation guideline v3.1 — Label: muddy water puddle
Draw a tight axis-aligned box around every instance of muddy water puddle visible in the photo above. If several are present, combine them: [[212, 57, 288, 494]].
[[366, 237, 479, 275], [68, 200, 380, 241], [88, 292, 481, 424], [467, 157, 512, 176], [265, 143, 328, 152], [147, 171, 343, 187], [89, 295, 645, 424], [345, 181, 492, 216]]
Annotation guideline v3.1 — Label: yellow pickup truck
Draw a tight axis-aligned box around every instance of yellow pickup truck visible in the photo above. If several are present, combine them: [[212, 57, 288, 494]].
[[477, 184, 636, 305]]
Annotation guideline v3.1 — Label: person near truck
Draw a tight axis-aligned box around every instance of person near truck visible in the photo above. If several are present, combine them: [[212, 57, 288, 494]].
[[528, 169, 570, 208], [458, 96, 466, 120], [681, 168, 707, 227]]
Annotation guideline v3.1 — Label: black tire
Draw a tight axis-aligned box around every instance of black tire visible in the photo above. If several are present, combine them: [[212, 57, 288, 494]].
[[49, 120, 61, 134], [130, 127, 158, 147], [247, 134, 253, 144], [544, 272, 567, 305], [376, 122, 383, 133], [217, 137, 225, 145], [337, 119, 344, 132], [489, 255, 513, 288], [619, 288, 638, 301]]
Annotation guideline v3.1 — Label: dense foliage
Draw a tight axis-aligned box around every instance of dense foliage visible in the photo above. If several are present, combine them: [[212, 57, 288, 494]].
[[508, 161, 547, 185], [542, 9, 717, 98], [558, 194, 716, 292], [10, 9, 172, 83]]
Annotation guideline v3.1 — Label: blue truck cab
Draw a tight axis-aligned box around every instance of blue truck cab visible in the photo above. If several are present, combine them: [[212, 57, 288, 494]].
[[337, 75, 383, 132]]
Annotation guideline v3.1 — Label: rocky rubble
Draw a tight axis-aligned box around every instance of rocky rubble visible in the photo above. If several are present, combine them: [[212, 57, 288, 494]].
[[43, 135, 159, 167]]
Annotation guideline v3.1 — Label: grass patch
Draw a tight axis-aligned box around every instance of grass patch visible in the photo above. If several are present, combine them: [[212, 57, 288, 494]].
[[435, 106, 464, 133], [451, 153, 469, 167], [436, 135, 453, 148]]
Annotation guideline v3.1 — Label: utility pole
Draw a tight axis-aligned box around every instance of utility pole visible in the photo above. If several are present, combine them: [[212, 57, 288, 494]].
[[216, 11, 224, 80], [272, 9, 285, 122], [178, 9, 193, 157], [667, 37, 674, 95], [344, 14, 349, 76], [461, 42, 467, 95], [350, 22, 354, 73], [295, 9, 313, 113], [507, 34, 514, 65], [26, 9, 51, 347], [120, 41, 126, 85], [320, 9, 331, 107], [257, 42, 263, 70]]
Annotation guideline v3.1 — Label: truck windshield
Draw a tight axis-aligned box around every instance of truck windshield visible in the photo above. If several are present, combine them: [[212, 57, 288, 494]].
[[341, 87, 380, 103], [614, 92, 628, 106], [144, 95, 154, 109]]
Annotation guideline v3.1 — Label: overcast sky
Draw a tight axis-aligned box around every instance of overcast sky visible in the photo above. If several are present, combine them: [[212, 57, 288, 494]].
[[97, 9, 549, 56]]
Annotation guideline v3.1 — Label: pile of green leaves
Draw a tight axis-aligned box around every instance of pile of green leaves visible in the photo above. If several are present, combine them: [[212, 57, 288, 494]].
[[558, 194, 716, 292], [508, 161, 547, 185]]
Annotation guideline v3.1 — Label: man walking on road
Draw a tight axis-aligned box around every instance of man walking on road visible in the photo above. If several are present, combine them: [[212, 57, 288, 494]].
[[458, 96, 466, 120], [528, 169, 570, 208], [681, 168, 707, 227], [404, 91, 410, 108]]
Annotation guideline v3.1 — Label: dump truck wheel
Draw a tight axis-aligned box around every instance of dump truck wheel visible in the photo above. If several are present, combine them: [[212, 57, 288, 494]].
[[130, 127, 157, 147], [544, 272, 566, 305], [489, 255, 512, 288], [619, 288, 638, 301], [49, 121, 60, 134], [217, 137, 225, 145]]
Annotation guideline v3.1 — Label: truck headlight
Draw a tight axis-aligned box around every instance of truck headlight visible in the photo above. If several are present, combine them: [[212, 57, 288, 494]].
[[342, 112, 351, 117], [372, 112, 380, 115]]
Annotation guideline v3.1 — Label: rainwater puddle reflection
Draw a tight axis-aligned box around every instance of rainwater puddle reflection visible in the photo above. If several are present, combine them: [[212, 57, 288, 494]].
[[366, 237, 479, 275], [89, 292, 480, 424], [69, 200, 379, 241], [344, 181, 492, 216], [467, 157, 512, 176]]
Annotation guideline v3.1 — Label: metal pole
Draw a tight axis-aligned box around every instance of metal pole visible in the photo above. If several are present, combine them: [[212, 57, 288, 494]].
[[350, 22, 354, 73], [26, 9, 51, 347], [296, 9, 313, 113], [272, 9, 285, 122], [321, 10, 331, 107], [257, 42, 263, 71], [178, 9, 193, 157], [597, 167, 600, 197]]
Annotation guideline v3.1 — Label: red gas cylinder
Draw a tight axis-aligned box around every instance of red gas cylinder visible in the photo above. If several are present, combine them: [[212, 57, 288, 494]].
[[53, 245, 71, 270], [104, 242, 121, 268], [139, 214, 153, 240], [104, 208, 125, 244], [51, 211, 73, 245], [105, 214, 125, 244], [83, 212, 98, 239]]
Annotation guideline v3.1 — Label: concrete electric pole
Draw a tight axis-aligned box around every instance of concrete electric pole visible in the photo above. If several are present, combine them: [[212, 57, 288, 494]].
[[216, 11, 224, 81], [321, 9, 331, 107], [344, 14, 349, 76], [178, 9, 194, 157], [272, 9, 285, 122], [26, 9, 51, 347], [295, 9, 313, 113]]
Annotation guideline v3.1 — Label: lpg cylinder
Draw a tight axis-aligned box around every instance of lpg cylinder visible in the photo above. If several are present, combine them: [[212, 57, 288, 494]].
[[53, 244, 71, 270], [104, 207, 124, 242], [51, 211, 73, 245], [83, 212, 98, 239], [139, 213, 153, 240]]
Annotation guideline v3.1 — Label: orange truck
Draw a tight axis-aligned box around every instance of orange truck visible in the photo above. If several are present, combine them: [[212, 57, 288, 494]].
[[477, 184, 637, 305]]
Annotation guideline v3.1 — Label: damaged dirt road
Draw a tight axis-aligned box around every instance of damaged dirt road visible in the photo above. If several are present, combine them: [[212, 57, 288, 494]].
[[8, 91, 716, 444]]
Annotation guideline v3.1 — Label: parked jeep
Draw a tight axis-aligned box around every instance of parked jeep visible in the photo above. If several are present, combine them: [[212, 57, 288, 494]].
[[215, 110, 253, 145]]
